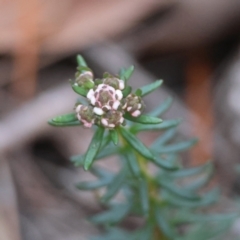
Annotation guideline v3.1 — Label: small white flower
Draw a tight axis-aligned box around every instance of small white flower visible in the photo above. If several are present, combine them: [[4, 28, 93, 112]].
[[87, 89, 94, 99], [119, 80, 125, 90], [101, 118, 108, 127], [115, 90, 123, 100], [112, 101, 120, 110], [132, 110, 141, 117], [93, 107, 104, 115]]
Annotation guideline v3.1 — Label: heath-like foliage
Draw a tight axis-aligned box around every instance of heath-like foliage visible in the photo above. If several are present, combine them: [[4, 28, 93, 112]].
[[49, 55, 236, 240]]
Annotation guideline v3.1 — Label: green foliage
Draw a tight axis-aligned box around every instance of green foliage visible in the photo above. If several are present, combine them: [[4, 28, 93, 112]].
[[48, 56, 236, 240], [84, 127, 105, 170]]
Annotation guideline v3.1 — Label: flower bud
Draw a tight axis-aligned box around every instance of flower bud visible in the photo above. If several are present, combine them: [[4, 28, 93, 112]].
[[103, 77, 125, 90], [101, 110, 124, 129], [122, 93, 144, 117], [75, 104, 95, 128], [75, 71, 94, 89]]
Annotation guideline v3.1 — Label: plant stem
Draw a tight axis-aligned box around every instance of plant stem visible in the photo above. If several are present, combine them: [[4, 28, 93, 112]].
[[118, 128, 169, 240]]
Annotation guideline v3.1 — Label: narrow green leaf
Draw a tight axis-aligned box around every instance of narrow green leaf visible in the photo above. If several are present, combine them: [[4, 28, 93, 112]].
[[103, 72, 112, 78], [75, 178, 111, 190], [159, 179, 200, 201], [133, 223, 154, 240], [148, 97, 173, 117], [90, 203, 131, 224], [139, 179, 149, 216], [95, 145, 118, 159], [172, 211, 238, 225], [151, 152, 179, 171], [91, 228, 132, 240], [90, 166, 113, 179], [150, 128, 177, 150], [124, 113, 162, 124], [184, 169, 213, 191], [48, 120, 81, 127], [124, 151, 141, 177], [110, 129, 118, 145], [84, 127, 105, 170], [135, 89, 142, 96], [122, 86, 132, 97], [180, 220, 234, 240], [71, 142, 118, 167], [76, 96, 89, 105], [155, 207, 177, 239], [163, 187, 220, 208], [120, 127, 154, 160], [139, 80, 163, 97], [76, 54, 87, 67], [131, 119, 181, 133], [72, 84, 88, 97], [155, 139, 198, 154], [77, 66, 92, 73], [71, 154, 84, 166], [168, 162, 212, 178], [101, 168, 126, 202], [119, 66, 134, 81], [50, 113, 77, 123]]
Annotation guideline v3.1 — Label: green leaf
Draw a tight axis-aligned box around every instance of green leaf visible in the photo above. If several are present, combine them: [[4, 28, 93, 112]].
[[91, 228, 132, 240], [151, 152, 179, 171], [120, 127, 154, 160], [72, 84, 88, 97], [90, 166, 113, 179], [76, 96, 89, 105], [148, 97, 173, 117], [110, 129, 118, 145], [71, 143, 118, 167], [131, 119, 181, 133], [135, 89, 142, 96], [184, 168, 214, 191], [103, 72, 112, 78], [154, 139, 198, 154], [163, 187, 220, 208], [119, 66, 134, 81], [96, 145, 118, 159], [124, 113, 162, 124], [90, 203, 131, 225], [50, 113, 77, 123], [159, 179, 200, 201], [71, 154, 84, 166], [101, 168, 127, 202], [172, 211, 238, 225], [150, 128, 177, 150], [168, 162, 212, 178], [77, 66, 93, 74], [139, 80, 163, 97], [179, 219, 234, 240], [132, 223, 154, 240], [155, 207, 178, 239], [84, 127, 105, 170], [75, 178, 111, 190], [48, 120, 81, 127], [76, 54, 87, 67], [124, 151, 141, 177], [122, 86, 132, 97], [139, 179, 149, 216]]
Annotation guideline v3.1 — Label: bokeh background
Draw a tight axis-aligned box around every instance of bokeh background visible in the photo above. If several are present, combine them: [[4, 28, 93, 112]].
[[1, 0, 240, 239]]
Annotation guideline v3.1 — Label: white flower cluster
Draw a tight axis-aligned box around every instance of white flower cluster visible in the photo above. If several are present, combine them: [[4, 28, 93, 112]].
[[75, 74, 144, 129]]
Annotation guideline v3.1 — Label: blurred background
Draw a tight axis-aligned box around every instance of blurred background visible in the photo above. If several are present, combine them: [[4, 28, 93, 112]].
[[1, 0, 240, 239]]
